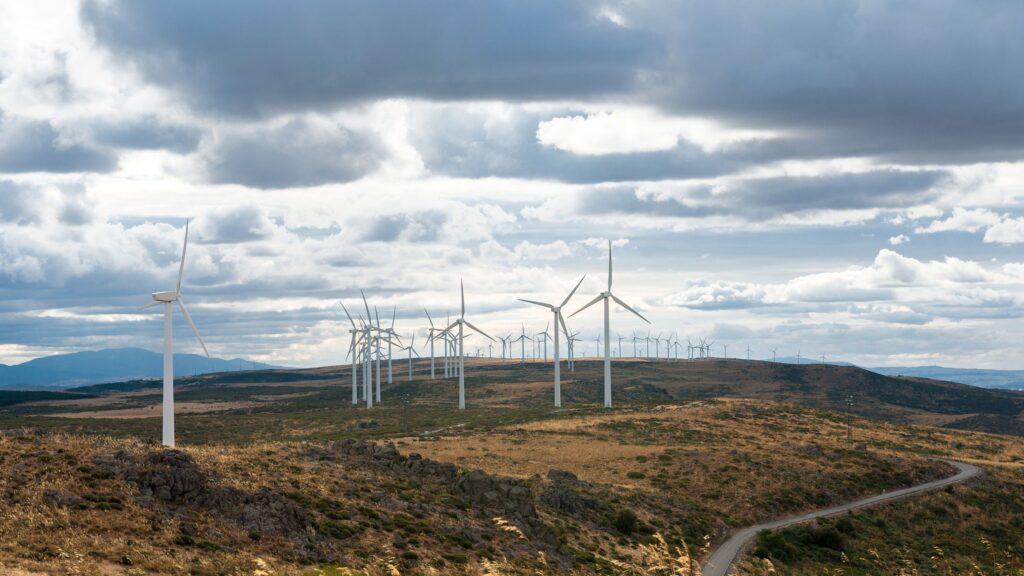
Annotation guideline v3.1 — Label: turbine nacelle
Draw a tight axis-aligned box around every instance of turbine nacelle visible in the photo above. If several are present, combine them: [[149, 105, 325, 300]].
[[151, 291, 178, 303]]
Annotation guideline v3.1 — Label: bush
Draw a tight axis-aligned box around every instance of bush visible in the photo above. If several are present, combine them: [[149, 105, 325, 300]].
[[626, 471, 646, 479], [613, 509, 638, 534], [753, 523, 846, 563]]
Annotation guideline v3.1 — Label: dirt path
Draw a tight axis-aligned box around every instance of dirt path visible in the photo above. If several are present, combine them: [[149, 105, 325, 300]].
[[702, 459, 982, 576]]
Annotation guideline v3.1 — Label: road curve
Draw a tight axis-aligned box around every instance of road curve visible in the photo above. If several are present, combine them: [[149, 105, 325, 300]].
[[701, 460, 981, 576]]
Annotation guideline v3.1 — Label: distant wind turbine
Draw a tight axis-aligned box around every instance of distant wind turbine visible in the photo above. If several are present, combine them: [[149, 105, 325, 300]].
[[445, 280, 494, 409], [570, 240, 649, 408], [518, 275, 585, 407], [139, 220, 209, 448]]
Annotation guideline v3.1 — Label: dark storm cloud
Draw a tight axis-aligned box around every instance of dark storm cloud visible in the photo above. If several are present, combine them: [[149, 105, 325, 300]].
[[725, 170, 946, 215], [0, 114, 116, 173], [81, 0, 1024, 164], [574, 169, 945, 221], [195, 206, 275, 244], [88, 116, 202, 153], [80, 0, 656, 116], [634, 0, 1024, 162], [200, 118, 382, 188], [409, 108, 743, 184], [362, 212, 448, 243]]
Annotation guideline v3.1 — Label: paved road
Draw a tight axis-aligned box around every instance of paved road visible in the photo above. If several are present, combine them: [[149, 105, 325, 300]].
[[701, 460, 981, 576]]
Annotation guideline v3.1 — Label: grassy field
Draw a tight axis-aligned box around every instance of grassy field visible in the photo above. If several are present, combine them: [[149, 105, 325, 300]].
[[0, 357, 1022, 574]]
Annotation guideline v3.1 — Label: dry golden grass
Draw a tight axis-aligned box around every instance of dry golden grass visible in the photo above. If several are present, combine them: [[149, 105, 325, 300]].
[[44, 401, 260, 419]]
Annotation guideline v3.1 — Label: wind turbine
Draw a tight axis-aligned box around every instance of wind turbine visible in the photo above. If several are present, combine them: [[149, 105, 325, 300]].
[[446, 280, 494, 409], [513, 324, 528, 363], [401, 333, 420, 381], [385, 307, 402, 385], [746, 345, 752, 360], [425, 309, 440, 379], [518, 275, 584, 407], [340, 302, 365, 405], [536, 323, 552, 362], [570, 240, 649, 408], [140, 220, 209, 448], [771, 348, 778, 362]]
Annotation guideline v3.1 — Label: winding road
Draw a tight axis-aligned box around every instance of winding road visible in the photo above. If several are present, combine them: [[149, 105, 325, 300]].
[[701, 460, 982, 576]]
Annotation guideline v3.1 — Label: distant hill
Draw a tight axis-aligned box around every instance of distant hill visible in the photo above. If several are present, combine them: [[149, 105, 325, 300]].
[[0, 347, 282, 390], [766, 356, 854, 366], [869, 366, 1024, 390]]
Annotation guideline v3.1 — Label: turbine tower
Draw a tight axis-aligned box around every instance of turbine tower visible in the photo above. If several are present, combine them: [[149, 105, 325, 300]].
[[140, 220, 209, 447], [340, 302, 364, 405], [570, 240, 649, 408], [446, 280, 493, 409], [518, 275, 585, 407]]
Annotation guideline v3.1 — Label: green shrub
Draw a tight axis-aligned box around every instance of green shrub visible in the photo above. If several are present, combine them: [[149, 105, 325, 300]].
[[613, 509, 638, 534]]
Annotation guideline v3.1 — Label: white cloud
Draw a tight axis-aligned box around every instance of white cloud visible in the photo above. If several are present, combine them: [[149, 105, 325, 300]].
[[915, 207, 1003, 234], [535, 107, 779, 155], [889, 234, 910, 245], [983, 217, 1024, 244]]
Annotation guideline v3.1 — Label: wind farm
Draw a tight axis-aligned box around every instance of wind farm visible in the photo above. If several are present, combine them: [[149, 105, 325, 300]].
[[3, 2, 1024, 574]]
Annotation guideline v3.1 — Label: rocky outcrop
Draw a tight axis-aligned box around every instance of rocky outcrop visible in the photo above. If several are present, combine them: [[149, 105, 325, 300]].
[[113, 449, 312, 538], [540, 469, 604, 517], [123, 450, 207, 503]]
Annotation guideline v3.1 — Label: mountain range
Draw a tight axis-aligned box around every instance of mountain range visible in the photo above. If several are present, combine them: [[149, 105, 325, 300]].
[[0, 347, 282, 389]]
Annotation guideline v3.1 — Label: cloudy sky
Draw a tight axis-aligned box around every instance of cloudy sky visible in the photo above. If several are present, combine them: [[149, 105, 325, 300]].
[[1, 0, 1023, 369]]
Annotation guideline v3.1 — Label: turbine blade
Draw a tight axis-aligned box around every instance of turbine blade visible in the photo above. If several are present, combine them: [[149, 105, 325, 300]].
[[559, 274, 587, 309], [391, 306, 396, 329], [424, 308, 435, 328], [360, 290, 372, 321], [176, 219, 189, 295], [517, 298, 554, 309], [460, 278, 465, 318], [569, 293, 605, 318], [340, 301, 356, 327], [446, 320, 460, 332], [464, 320, 495, 341], [607, 239, 612, 291], [558, 313, 570, 340], [139, 301, 162, 311], [176, 296, 209, 357], [611, 294, 650, 323]]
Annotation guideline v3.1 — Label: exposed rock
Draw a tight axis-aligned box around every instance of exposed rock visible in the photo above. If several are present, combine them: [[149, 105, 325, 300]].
[[43, 489, 85, 508], [121, 449, 312, 538], [540, 469, 602, 517], [204, 487, 311, 536]]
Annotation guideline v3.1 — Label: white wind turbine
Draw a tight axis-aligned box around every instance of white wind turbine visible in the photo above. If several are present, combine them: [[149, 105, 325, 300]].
[[536, 323, 552, 362], [401, 333, 420, 381], [140, 220, 209, 448], [570, 240, 649, 408], [424, 309, 439, 379], [446, 280, 494, 409], [340, 302, 364, 405], [512, 324, 528, 363], [518, 275, 585, 407]]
